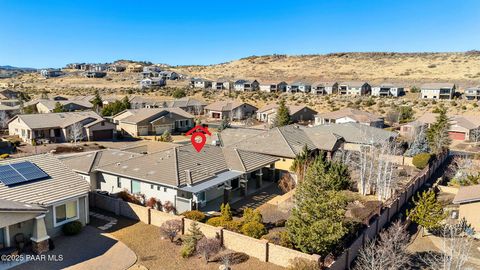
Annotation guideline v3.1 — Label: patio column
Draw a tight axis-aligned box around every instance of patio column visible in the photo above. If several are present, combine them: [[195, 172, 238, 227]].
[[256, 169, 263, 189], [223, 186, 232, 205], [240, 176, 248, 197], [269, 163, 276, 182], [30, 214, 49, 254]]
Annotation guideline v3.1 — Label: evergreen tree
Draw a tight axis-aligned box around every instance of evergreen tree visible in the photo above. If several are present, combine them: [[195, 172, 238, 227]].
[[405, 126, 430, 157], [426, 107, 451, 154], [160, 130, 173, 142], [218, 116, 231, 131], [91, 90, 103, 112], [52, 102, 65, 113], [290, 144, 310, 182], [274, 99, 290, 127], [220, 203, 232, 221], [407, 190, 446, 233], [302, 153, 352, 191], [121, 96, 131, 109]]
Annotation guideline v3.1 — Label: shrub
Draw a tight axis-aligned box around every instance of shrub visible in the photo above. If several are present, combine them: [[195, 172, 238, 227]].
[[163, 200, 175, 213], [182, 210, 206, 222], [287, 257, 320, 270], [62, 220, 83, 236], [241, 221, 267, 239], [196, 237, 222, 263], [412, 153, 432, 169], [117, 190, 141, 204], [159, 220, 182, 242], [242, 208, 263, 223], [146, 197, 158, 208], [220, 203, 232, 221], [181, 238, 196, 258], [172, 89, 186, 99], [206, 217, 224, 227], [210, 252, 249, 265], [181, 221, 204, 258], [223, 220, 242, 233], [0, 153, 9, 159]]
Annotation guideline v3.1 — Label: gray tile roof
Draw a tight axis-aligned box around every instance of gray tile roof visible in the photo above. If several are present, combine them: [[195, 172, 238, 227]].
[[421, 83, 455, 89], [0, 154, 90, 206], [306, 123, 397, 145], [60, 149, 142, 174], [0, 199, 46, 212], [317, 108, 383, 123], [24, 99, 93, 110], [119, 108, 194, 124], [11, 111, 104, 129]]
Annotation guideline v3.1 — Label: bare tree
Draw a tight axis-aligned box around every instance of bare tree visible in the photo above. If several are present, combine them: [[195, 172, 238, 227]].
[[159, 219, 182, 242], [196, 237, 222, 263], [0, 111, 9, 130], [68, 122, 84, 145], [355, 221, 410, 270]]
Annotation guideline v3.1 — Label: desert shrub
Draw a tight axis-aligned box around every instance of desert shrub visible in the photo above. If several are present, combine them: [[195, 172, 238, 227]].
[[206, 217, 224, 227], [117, 190, 141, 204], [241, 221, 267, 239], [196, 237, 222, 262], [211, 252, 249, 265], [412, 153, 432, 169], [287, 257, 320, 270], [223, 220, 242, 232], [181, 221, 204, 258], [182, 210, 206, 222], [172, 89, 186, 99], [160, 220, 182, 242], [242, 208, 263, 223], [62, 220, 83, 236], [220, 203, 232, 221], [163, 200, 175, 213], [0, 153, 9, 159]]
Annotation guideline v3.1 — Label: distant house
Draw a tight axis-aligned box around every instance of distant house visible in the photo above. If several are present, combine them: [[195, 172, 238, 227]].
[[233, 80, 260, 92], [91, 64, 109, 72], [371, 83, 405, 97], [140, 78, 166, 88], [113, 107, 194, 137], [190, 78, 212, 89], [420, 83, 456, 99], [464, 86, 480, 100], [129, 96, 167, 109], [167, 97, 207, 115], [286, 81, 311, 93], [52, 96, 68, 101], [143, 66, 162, 73], [453, 185, 480, 232], [212, 79, 232, 91], [259, 81, 288, 93], [8, 111, 115, 144], [315, 108, 384, 128], [338, 81, 371, 95], [127, 64, 143, 73], [0, 89, 21, 100], [84, 71, 107, 78], [80, 64, 91, 71], [40, 69, 63, 78], [398, 121, 426, 141], [257, 104, 317, 124], [159, 71, 179, 80], [0, 154, 90, 254], [66, 63, 83, 69], [25, 99, 93, 114], [204, 101, 257, 120], [311, 82, 338, 95], [108, 65, 126, 72]]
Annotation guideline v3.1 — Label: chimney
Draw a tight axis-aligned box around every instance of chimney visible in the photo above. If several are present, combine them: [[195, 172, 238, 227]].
[[185, 169, 193, 186]]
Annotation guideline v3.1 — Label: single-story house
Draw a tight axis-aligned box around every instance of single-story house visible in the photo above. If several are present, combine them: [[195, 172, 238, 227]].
[[143, 66, 162, 73], [314, 108, 384, 128], [0, 89, 21, 100], [371, 83, 405, 97], [233, 80, 260, 92], [259, 81, 288, 93], [287, 81, 311, 93], [25, 99, 93, 114], [113, 107, 194, 137], [256, 104, 317, 124], [129, 96, 166, 109], [464, 86, 480, 100], [91, 64, 109, 72], [420, 83, 456, 100], [40, 69, 63, 78], [140, 78, 166, 88], [166, 97, 207, 115], [452, 184, 480, 232], [398, 120, 426, 141], [190, 78, 212, 89], [8, 111, 115, 144], [0, 154, 90, 254], [338, 81, 371, 95], [212, 79, 232, 91], [95, 145, 279, 212], [311, 82, 338, 95], [204, 101, 257, 120]]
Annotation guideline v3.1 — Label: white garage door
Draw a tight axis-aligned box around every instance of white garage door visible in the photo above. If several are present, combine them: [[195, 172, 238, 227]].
[[137, 126, 148, 136], [154, 125, 169, 135]]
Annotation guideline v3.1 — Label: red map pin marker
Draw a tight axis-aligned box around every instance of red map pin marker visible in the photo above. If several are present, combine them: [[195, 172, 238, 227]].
[[191, 132, 206, 152]]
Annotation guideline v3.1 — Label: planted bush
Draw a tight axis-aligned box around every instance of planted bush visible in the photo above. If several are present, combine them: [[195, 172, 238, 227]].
[[62, 220, 83, 236], [206, 217, 224, 227], [241, 221, 267, 239], [182, 210, 206, 222], [413, 153, 432, 169]]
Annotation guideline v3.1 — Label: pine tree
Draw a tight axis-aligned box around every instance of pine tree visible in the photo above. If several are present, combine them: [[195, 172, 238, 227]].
[[407, 190, 446, 233], [274, 99, 290, 127], [426, 107, 451, 154], [52, 102, 65, 113], [121, 96, 131, 109], [91, 90, 103, 112], [290, 144, 310, 182]]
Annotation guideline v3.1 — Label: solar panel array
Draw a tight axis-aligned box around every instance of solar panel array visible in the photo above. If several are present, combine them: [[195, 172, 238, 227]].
[[0, 161, 49, 186]]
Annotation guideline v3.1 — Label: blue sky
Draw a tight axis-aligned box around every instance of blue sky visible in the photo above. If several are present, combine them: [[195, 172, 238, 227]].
[[1, 0, 479, 68]]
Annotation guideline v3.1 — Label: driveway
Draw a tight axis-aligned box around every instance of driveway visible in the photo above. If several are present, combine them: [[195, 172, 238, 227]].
[[12, 226, 136, 270]]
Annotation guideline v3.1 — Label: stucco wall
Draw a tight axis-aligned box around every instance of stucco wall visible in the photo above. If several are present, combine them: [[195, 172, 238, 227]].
[[459, 202, 480, 231], [274, 158, 294, 172], [223, 229, 268, 261]]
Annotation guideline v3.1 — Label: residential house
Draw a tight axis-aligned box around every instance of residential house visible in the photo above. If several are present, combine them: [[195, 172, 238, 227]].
[[287, 81, 311, 93], [315, 108, 384, 128], [311, 82, 338, 95], [420, 83, 456, 99], [80, 64, 91, 71], [8, 111, 115, 144], [40, 69, 63, 78], [84, 71, 107, 78], [259, 81, 288, 93], [126, 64, 143, 73], [95, 144, 279, 212], [452, 185, 480, 232], [190, 78, 212, 89], [91, 64, 109, 72], [159, 71, 179, 80], [371, 83, 405, 97], [113, 107, 194, 137], [0, 104, 20, 118], [256, 104, 317, 124], [212, 79, 232, 91], [25, 99, 93, 113], [140, 78, 166, 88], [398, 121, 426, 141], [233, 80, 260, 92], [338, 81, 371, 95], [52, 96, 68, 101], [464, 86, 480, 100], [0, 89, 21, 100], [129, 96, 167, 109], [403, 113, 480, 141], [167, 97, 207, 115], [66, 63, 83, 69], [143, 66, 162, 73], [0, 154, 90, 254], [204, 101, 257, 120], [108, 65, 126, 72]]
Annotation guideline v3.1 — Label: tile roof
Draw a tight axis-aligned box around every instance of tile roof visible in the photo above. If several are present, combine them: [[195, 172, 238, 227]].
[[257, 104, 315, 115], [339, 81, 368, 88], [306, 123, 397, 145], [0, 199, 46, 212], [0, 154, 90, 206], [25, 99, 93, 110], [60, 149, 143, 174], [317, 108, 383, 123], [119, 108, 194, 124], [421, 83, 455, 89], [416, 113, 480, 130], [205, 101, 255, 112], [11, 111, 104, 129], [453, 184, 480, 204]]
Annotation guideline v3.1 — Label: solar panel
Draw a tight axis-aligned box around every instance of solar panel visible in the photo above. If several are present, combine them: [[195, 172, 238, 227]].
[[0, 161, 49, 186]]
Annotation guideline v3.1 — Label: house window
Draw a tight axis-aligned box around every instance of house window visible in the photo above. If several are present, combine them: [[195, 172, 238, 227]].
[[54, 199, 79, 227], [117, 177, 122, 188], [157, 186, 160, 191], [164, 187, 167, 192], [151, 184, 154, 189]]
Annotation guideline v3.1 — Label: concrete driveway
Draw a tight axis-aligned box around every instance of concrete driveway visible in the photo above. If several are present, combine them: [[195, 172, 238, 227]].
[[12, 226, 136, 270]]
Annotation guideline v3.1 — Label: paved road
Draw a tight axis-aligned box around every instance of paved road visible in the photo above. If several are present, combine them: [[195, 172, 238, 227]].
[[12, 226, 136, 270]]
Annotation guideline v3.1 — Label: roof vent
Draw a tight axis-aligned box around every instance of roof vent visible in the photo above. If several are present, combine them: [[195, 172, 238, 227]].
[[116, 162, 121, 166]]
